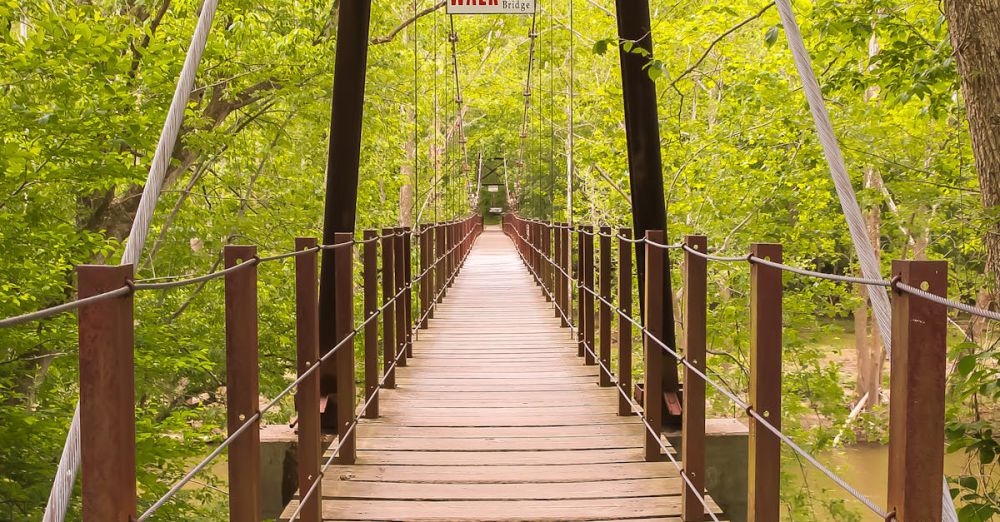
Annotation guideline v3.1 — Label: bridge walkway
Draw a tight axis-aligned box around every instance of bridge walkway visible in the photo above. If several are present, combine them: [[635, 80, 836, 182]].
[[281, 227, 725, 521]]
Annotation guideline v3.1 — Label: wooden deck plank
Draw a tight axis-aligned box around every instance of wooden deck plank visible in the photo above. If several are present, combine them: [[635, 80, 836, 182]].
[[280, 228, 725, 521], [357, 424, 644, 439], [320, 462, 680, 483], [354, 449, 649, 465], [320, 478, 683, 500], [291, 497, 724, 521], [357, 435, 642, 451]]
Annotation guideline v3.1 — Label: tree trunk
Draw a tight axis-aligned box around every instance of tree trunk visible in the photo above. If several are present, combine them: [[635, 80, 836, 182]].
[[856, 31, 884, 412], [944, 1, 1000, 302]]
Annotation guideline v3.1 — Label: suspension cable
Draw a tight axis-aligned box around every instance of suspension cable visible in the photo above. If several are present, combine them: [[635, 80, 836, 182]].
[[413, 0, 420, 227], [42, 0, 223, 517], [519, 11, 539, 209]]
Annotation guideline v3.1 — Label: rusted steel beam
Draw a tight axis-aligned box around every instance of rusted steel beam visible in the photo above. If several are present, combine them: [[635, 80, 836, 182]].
[[77, 264, 136, 522], [614, 1, 681, 401], [599, 226, 613, 386], [381, 228, 397, 389], [362, 230, 379, 418], [224, 245, 261, 521], [617, 228, 633, 416], [748, 243, 782, 522], [332, 232, 356, 464], [682, 235, 707, 521], [318, 0, 373, 431], [293, 238, 321, 522], [393, 229, 408, 368], [642, 230, 666, 462], [888, 260, 947, 521], [583, 226, 596, 366]]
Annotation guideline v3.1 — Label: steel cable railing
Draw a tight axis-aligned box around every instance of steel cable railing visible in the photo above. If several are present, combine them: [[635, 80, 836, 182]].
[[145, 223, 478, 518], [137, 223, 478, 518], [503, 217, 893, 520], [510, 214, 998, 517], [670, 242, 999, 321], [0, 233, 391, 329], [287, 233, 476, 521], [2, 218, 478, 519], [504, 222, 722, 521]]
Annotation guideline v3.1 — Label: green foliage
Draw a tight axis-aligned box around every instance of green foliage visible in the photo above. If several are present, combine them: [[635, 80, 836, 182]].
[[0, 0, 996, 520]]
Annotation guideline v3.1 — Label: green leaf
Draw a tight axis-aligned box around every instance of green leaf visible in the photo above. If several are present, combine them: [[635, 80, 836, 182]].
[[979, 445, 995, 465], [957, 355, 977, 377], [593, 38, 612, 55], [765, 26, 779, 47], [647, 65, 662, 81]]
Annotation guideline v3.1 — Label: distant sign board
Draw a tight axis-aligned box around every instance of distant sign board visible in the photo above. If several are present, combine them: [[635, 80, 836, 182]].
[[487, 185, 499, 193], [447, 0, 535, 15], [489, 207, 503, 214]]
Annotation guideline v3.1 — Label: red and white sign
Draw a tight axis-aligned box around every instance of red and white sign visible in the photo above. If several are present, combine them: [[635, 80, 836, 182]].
[[447, 0, 535, 14]]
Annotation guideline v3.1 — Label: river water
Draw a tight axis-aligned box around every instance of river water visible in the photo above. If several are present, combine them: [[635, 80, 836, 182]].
[[798, 443, 996, 520]]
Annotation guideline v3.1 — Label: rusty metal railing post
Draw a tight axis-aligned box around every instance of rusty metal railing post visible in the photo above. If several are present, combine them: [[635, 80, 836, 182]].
[[381, 228, 397, 389], [682, 235, 707, 521], [444, 224, 453, 293], [449, 222, 457, 286], [748, 243, 782, 522], [436, 223, 446, 300], [577, 227, 586, 358], [599, 226, 613, 386], [617, 228, 633, 416], [547, 223, 554, 297], [393, 228, 407, 368], [583, 225, 596, 366], [543, 223, 553, 300], [223, 245, 261, 521], [331, 232, 356, 464], [404, 227, 413, 357], [523, 219, 529, 264], [362, 230, 379, 418], [293, 238, 321, 522], [77, 264, 136, 522], [419, 226, 430, 328], [528, 222, 545, 286], [540, 222, 546, 288], [563, 224, 572, 328], [555, 223, 565, 321], [427, 225, 436, 321], [643, 230, 666, 462], [555, 223, 566, 322], [888, 260, 947, 521]]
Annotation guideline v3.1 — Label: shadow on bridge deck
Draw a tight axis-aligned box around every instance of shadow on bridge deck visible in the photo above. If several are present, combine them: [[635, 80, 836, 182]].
[[281, 227, 726, 521]]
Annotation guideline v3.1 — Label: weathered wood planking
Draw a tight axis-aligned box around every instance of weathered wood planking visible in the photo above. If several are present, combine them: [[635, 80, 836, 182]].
[[281, 228, 727, 521]]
